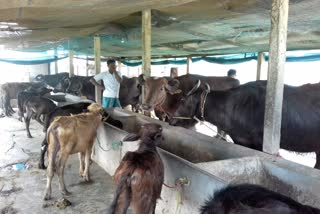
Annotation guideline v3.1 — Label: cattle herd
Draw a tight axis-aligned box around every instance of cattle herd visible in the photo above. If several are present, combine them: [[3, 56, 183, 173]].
[[0, 72, 320, 213]]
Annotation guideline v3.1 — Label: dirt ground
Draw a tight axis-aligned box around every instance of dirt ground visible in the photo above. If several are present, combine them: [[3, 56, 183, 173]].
[[0, 113, 116, 214]]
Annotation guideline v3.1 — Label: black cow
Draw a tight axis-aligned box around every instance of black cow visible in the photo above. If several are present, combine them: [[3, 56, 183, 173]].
[[140, 74, 240, 129], [25, 96, 57, 138], [65, 75, 96, 101], [66, 75, 142, 111], [200, 184, 320, 214], [17, 87, 52, 122], [38, 102, 123, 169], [0, 82, 45, 116], [35, 72, 69, 91], [169, 80, 320, 169]]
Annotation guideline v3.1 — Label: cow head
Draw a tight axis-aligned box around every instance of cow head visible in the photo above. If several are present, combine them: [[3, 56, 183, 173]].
[[169, 80, 210, 128], [65, 78, 82, 95], [123, 123, 163, 146], [139, 74, 181, 111], [119, 76, 141, 107]]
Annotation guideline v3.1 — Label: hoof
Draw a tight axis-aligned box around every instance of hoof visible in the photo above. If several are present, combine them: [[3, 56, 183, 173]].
[[38, 163, 46, 170], [61, 190, 71, 196], [44, 193, 51, 201], [27, 135, 33, 138], [84, 176, 91, 182]]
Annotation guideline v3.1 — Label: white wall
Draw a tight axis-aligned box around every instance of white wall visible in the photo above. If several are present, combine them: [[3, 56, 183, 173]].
[[0, 62, 48, 83]]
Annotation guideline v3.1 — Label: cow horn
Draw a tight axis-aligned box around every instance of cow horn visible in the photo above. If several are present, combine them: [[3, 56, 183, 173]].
[[186, 80, 201, 96], [205, 83, 210, 92]]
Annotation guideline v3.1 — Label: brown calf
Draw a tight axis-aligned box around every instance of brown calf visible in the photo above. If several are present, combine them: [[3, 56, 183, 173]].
[[109, 123, 164, 214], [43, 103, 103, 200]]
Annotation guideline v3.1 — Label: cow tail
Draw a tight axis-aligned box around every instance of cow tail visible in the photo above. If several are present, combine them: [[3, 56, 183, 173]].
[[46, 125, 61, 172], [108, 175, 132, 214]]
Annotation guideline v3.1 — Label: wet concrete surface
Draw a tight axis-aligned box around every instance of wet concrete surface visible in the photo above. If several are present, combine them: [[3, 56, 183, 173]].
[[0, 113, 115, 214]]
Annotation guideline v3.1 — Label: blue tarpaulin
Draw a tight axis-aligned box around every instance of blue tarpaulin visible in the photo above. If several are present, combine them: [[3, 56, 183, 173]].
[[1, 50, 320, 66]]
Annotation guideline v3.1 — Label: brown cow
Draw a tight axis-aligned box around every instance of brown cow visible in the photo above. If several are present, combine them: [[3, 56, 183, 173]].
[[109, 123, 164, 214], [43, 103, 103, 200]]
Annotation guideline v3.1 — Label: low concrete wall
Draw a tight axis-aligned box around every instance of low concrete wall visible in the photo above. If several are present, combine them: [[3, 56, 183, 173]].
[[92, 108, 320, 213]]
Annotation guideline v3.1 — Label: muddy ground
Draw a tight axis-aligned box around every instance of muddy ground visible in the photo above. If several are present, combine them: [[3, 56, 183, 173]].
[[0, 113, 115, 214]]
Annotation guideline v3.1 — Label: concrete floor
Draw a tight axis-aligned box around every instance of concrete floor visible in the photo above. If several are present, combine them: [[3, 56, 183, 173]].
[[0, 113, 115, 214]]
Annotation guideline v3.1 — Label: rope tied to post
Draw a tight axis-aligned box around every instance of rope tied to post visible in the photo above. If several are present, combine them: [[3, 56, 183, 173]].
[[163, 177, 190, 214]]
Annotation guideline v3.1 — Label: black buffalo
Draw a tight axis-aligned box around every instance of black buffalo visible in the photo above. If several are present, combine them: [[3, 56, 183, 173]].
[[17, 87, 52, 122], [200, 184, 320, 214], [65, 75, 142, 111], [35, 72, 69, 91], [65, 75, 95, 101], [140, 74, 240, 136], [0, 82, 45, 116], [169, 80, 320, 169]]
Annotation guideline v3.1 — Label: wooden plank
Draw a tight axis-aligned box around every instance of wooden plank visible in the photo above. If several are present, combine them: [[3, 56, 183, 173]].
[[186, 56, 192, 74], [263, 0, 289, 154], [94, 36, 102, 104], [256, 52, 264, 80], [69, 49, 74, 77], [142, 9, 151, 77]]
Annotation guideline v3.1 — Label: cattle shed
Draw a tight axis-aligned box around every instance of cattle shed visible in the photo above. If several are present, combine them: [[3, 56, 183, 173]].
[[1, 0, 320, 213]]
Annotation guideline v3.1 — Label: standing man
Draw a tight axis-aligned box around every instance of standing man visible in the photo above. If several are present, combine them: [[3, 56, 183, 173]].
[[90, 59, 122, 108]]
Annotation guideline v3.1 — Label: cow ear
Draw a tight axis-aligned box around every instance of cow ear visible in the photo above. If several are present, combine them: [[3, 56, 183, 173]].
[[123, 133, 140, 142], [138, 74, 145, 85], [165, 79, 180, 94]]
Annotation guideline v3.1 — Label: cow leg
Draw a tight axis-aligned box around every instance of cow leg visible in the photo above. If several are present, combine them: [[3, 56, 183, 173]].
[[44, 153, 54, 200], [9, 105, 15, 114], [78, 152, 85, 177], [315, 152, 320, 169], [38, 138, 48, 169], [4, 97, 11, 116], [25, 108, 33, 138], [83, 147, 92, 182], [18, 112, 23, 122], [57, 153, 71, 196], [35, 113, 44, 126]]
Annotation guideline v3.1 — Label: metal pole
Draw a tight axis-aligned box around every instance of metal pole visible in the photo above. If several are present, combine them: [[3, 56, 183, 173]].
[[263, 0, 289, 154]]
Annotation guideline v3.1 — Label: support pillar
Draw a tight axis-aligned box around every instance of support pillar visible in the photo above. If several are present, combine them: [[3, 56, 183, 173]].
[[142, 9, 151, 77], [54, 49, 58, 74], [94, 36, 102, 104], [69, 49, 74, 77], [186, 56, 192, 74], [263, 0, 289, 154], [256, 52, 265, 80]]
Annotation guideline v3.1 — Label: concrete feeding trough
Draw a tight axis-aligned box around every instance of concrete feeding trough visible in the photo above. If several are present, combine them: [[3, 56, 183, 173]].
[[92, 108, 320, 213]]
